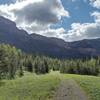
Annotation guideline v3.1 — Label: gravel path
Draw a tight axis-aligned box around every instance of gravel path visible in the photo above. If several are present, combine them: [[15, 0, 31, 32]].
[[54, 79, 89, 100]]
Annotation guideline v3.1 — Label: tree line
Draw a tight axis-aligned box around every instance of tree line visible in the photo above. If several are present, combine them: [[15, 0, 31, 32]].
[[0, 44, 100, 79]]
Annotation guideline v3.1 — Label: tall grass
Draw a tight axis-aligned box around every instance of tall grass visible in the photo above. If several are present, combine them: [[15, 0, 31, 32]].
[[0, 72, 60, 100], [0, 72, 100, 100]]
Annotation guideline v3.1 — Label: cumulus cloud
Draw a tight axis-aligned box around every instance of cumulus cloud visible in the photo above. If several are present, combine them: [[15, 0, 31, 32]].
[[90, 0, 100, 9], [62, 0, 100, 42], [61, 11, 100, 41], [39, 27, 65, 38], [58, 0, 100, 42], [0, 0, 69, 37], [62, 22, 100, 41], [0, 0, 100, 42], [91, 11, 100, 23], [13, 0, 69, 25]]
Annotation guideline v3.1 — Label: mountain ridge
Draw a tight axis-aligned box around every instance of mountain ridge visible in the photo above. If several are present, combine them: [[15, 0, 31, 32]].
[[0, 16, 100, 58]]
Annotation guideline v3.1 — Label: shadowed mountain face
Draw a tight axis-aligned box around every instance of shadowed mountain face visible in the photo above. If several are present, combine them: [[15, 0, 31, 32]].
[[0, 16, 100, 58]]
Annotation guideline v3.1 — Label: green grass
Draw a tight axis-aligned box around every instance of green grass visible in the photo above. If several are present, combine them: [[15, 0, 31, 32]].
[[61, 74, 100, 100], [0, 71, 100, 100], [0, 72, 60, 100], [73, 75, 100, 100]]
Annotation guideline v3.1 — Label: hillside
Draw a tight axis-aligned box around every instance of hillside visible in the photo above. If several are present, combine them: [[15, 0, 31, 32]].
[[0, 16, 100, 58]]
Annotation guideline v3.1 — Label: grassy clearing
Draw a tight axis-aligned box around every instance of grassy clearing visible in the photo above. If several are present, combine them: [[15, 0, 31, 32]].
[[0, 71, 100, 100], [0, 72, 60, 100]]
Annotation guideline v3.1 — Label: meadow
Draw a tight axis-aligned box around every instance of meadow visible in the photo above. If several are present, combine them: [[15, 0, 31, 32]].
[[0, 71, 100, 100], [74, 75, 100, 100], [0, 72, 60, 100]]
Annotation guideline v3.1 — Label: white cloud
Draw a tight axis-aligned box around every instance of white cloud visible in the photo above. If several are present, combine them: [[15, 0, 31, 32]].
[[39, 27, 65, 38], [59, 0, 100, 42], [90, 0, 100, 9], [0, 0, 69, 37], [0, 0, 99, 42], [62, 0, 100, 42], [91, 11, 100, 23], [61, 11, 100, 41]]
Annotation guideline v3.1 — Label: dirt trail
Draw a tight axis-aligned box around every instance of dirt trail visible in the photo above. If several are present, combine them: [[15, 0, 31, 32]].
[[54, 79, 88, 100]]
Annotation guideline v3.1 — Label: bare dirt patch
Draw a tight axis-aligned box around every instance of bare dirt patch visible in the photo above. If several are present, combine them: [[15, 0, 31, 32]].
[[54, 79, 89, 100]]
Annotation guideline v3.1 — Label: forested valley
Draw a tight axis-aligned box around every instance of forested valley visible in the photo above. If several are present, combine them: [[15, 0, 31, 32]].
[[0, 44, 100, 80]]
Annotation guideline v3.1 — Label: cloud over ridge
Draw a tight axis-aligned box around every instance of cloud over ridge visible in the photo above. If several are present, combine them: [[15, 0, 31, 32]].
[[0, 0, 69, 37], [0, 0, 100, 42]]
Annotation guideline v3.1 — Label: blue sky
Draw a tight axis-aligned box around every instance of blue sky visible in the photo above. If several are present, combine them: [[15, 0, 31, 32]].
[[0, 0, 100, 41], [0, 0, 15, 4], [52, 0, 98, 30]]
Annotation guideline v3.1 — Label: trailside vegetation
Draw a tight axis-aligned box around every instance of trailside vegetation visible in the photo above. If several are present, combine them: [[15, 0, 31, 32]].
[[0, 44, 100, 79]]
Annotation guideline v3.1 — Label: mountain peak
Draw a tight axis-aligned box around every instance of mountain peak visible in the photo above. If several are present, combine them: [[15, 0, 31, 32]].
[[0, 16, 100, 58]]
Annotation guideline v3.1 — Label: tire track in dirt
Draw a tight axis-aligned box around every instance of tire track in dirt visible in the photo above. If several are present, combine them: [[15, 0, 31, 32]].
[[54, 79, 89, 100]]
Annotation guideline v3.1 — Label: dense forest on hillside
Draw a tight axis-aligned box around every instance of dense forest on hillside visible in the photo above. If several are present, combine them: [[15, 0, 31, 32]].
[[0, 44, 100, 79]]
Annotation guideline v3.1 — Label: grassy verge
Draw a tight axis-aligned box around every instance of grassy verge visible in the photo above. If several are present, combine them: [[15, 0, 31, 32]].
[[62, 74, 100, 100], [0, 72, 100, 100], [74, 75, 100, 100], [0, 72, 60, 100]]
